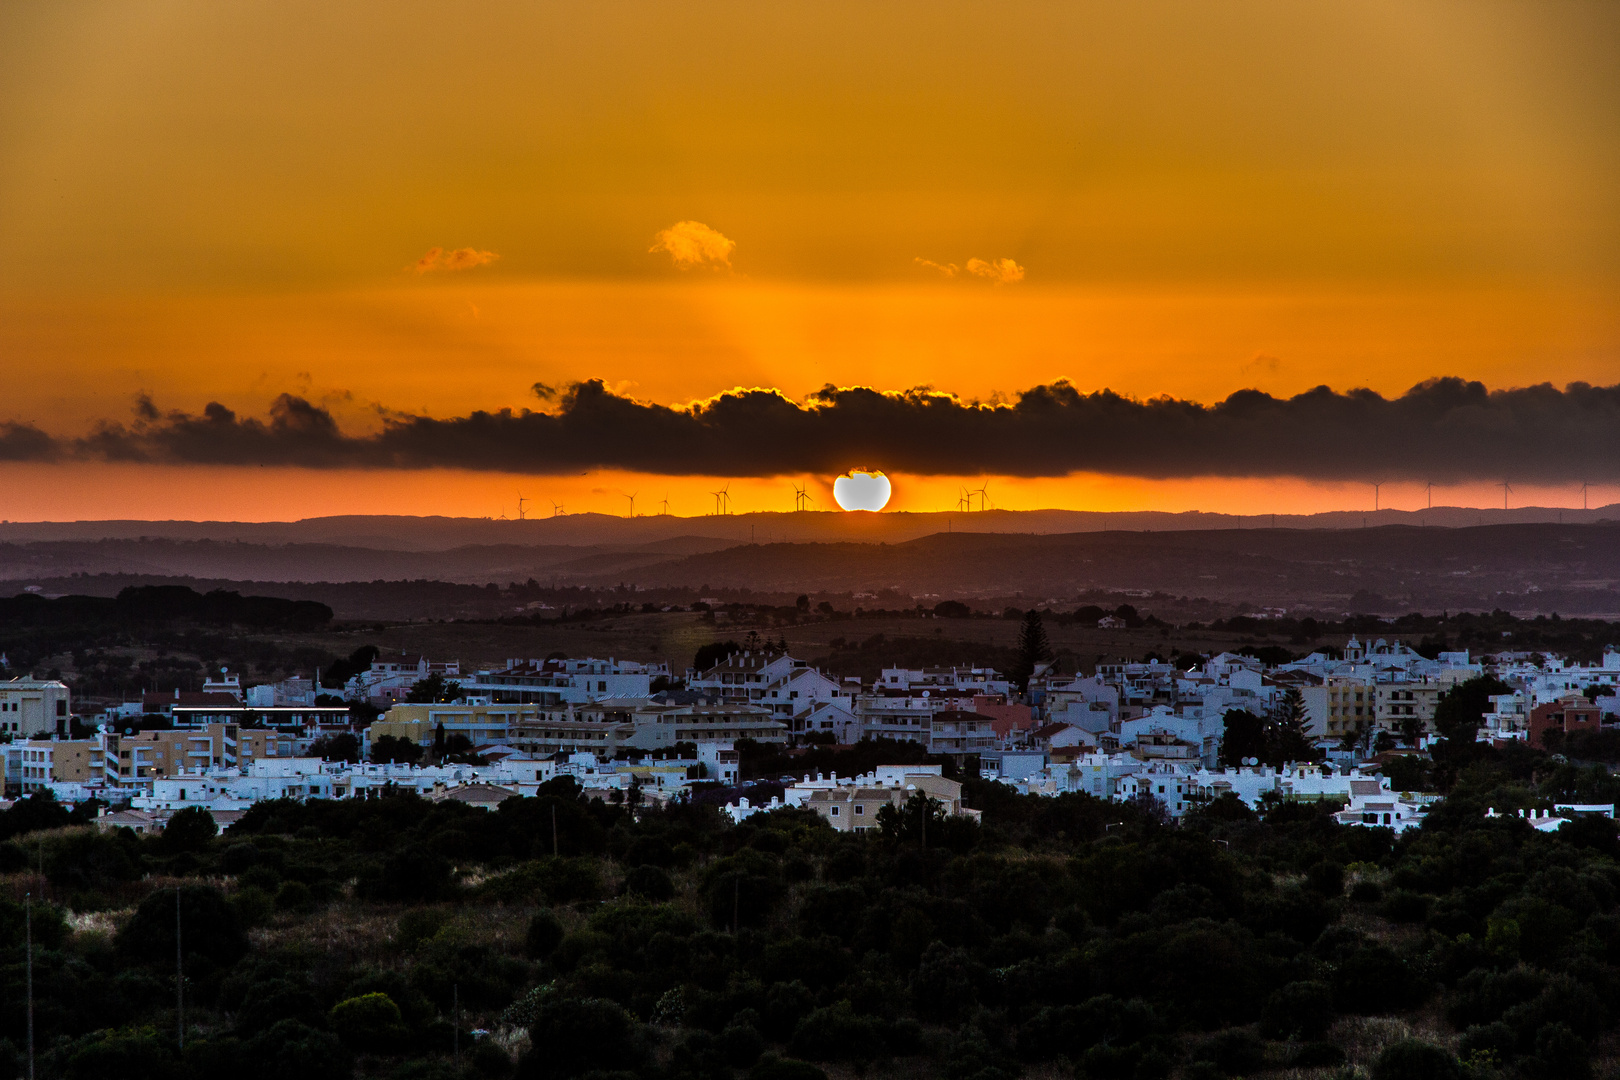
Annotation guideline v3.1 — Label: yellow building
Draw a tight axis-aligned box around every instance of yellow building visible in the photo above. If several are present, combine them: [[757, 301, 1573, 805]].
[[373, 703, 541, 749]]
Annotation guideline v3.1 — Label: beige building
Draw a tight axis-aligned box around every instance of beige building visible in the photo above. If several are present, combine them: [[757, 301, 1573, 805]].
[[6, 738, 97, 794], [1375, 681, 1447, 739], [375, 703, 539, 748], [97, 724, 289, 792], [0, 679, 72, 738], [802, 767, 979, 833]]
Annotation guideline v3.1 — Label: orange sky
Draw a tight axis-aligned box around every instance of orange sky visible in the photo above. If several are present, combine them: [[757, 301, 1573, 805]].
[[1, 0, 1617, 520]]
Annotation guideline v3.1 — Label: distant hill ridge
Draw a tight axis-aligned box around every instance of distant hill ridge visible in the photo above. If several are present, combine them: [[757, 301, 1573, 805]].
[[0, 503, 1615, 551]]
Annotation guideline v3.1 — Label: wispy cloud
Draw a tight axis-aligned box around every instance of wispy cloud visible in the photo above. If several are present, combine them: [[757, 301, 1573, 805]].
[[916, 256, 1025, 283], [650, 221, 736, 269], [411, 247, 500, 273], [965, 257, 1025, 284]]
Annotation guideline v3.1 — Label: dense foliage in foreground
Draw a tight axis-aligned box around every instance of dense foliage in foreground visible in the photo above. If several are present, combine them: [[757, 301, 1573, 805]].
[[2, 755, 1620, 1080]]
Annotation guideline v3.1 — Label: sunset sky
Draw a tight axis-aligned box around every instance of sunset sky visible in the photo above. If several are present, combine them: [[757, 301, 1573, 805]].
[[2, 0, 1617, 520]]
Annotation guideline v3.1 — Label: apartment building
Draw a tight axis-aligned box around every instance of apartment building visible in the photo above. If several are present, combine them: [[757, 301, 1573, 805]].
[[463, 657, 667, 706], [0, 678, 72, 738], [4, 738, 97, 795]]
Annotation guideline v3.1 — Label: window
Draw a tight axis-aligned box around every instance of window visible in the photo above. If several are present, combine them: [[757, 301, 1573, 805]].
[[855, 805, 864, 815], [830, 806, 839, 816]]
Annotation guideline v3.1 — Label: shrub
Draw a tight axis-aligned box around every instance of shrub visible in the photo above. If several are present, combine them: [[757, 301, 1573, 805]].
[[116, 885, 246, 968], [526, 909, 565, 957], [749, 1056, 828, 1080], [1259, 980, 1333, 1040], [518, 996, 641, 1079], [1370, 1039, 1461, 1080], [160, 807, 217, 853], [620, 865, 675, 901], [330, 992, 409, 1053], [788, 1002, 888, 1065], [1191, 1029, 1266, 1075]]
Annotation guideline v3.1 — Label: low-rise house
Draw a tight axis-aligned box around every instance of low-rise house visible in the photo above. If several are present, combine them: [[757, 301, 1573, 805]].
[[1527, 694, 1601, 749]]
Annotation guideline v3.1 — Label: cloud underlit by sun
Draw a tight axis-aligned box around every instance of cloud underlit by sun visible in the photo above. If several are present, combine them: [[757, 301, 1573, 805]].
[[650, 221, 736, 270]]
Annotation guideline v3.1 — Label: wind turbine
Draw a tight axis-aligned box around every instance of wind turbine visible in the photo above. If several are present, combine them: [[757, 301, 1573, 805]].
[[660, 494, 671, 516], [623, 491, 637, 518], [710, 489, 723, 515], [957, 487, 971, 512], [550, 500, 565, 517], [1500, 482, 1512, 510], [718, 483, 732, 515], [793, 483, 813, 512], [974, 482, 992, 511], [1581, 482, 1590, 511], [517, 494, 529, 520], [1424, 482, 1434, 510], [1372, 481, 1383, 511]]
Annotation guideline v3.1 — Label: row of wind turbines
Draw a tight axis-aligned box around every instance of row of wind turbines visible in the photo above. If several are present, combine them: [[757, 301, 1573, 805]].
[[504, 481, 1004, 519], [1371, 480, 1603, 512]]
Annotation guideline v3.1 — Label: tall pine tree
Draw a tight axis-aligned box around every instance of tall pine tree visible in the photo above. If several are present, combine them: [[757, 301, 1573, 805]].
[[1012, 609, 1051, 695]]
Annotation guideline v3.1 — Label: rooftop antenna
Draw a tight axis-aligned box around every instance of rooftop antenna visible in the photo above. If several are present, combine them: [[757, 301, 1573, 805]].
[[623, 491, 637, 518], [549, 500, 565, 517], [1500, 481, 1512, 510], [517, 494, 528, 520]]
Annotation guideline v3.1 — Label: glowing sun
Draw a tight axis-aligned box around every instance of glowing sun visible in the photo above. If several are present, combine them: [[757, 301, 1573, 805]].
[[833, 469, 892, 511]]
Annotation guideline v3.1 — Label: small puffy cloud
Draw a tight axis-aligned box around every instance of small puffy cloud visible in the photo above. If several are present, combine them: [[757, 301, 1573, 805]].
[[916, 256, 1025, 283], [412, 247, 500, 273], [650, 221, 736, 269], [965, 257, 1025, 284]]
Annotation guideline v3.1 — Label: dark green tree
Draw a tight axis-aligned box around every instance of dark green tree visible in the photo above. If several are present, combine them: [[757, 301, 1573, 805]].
[[406, 674, 464, 703], [159, 806, 217, 853], [1219, 709, 1267, 766], [1269, 686, 1321, 762], [1012, 609, 1051, 693], [1432, 674, 1513, 741]]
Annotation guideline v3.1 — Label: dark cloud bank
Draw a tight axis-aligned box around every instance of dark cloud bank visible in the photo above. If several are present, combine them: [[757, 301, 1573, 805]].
[[5, 378, 1619, 482]]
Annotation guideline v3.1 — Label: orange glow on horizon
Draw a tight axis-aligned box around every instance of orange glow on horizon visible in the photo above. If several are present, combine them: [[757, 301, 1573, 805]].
[[0, 464, 1610, 526]]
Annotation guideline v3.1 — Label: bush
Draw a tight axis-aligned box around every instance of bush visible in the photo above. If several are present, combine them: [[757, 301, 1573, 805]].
[[526, 909, 565, 957], [330, 992, 409, 1053], [749, 1057, 828, 1080], [621, 865, 675, 901], [1370, 1039, 1461, 1080], [518, 996, 641, 1079], [1191, 1029, 1266, 1075], [1259, 980, 1333, 1040], [788, 1002, 888, 1065], [116, 884, 246, 968], [161, 806, 217, 853]]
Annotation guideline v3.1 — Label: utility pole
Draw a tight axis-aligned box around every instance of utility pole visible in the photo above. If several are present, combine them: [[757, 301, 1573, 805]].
[[551, 804, 558, 857], [26, 892, 34, 1080], [176, 886, 184, 1050]]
